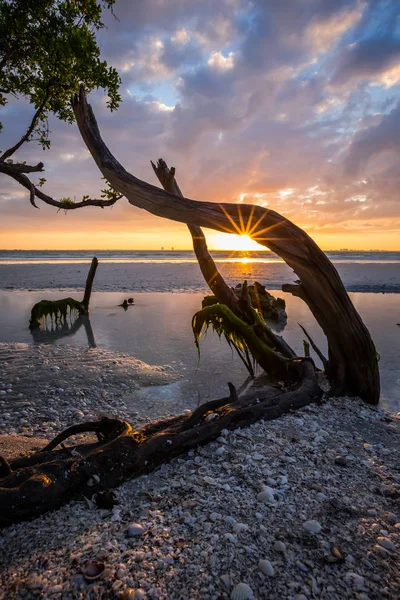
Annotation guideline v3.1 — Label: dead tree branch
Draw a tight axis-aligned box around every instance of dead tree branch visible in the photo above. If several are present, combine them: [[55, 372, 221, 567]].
[[0, 361, 320, 527], [71, 88, 379, 404]]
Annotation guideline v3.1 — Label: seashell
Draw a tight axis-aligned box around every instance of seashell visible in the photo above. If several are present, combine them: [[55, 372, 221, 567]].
[[221, 573, 232, 589], [257, 486, 275, 503], [303, 520, 322, 534], [224, 533, 237, 543], [225, 515, 236, 525], [273, 540, 286, 552], [230, 582, 255, 600], [203, 476, 216, 485], [259, 559, 275, 576], [205, 412, 218, 422], [81, 560, 105, 581], [83, 495, 94, 510], [127, 523, 146, 536], [120, 590, 135, 600], [344, 572, 365, 588], [252, 452, 263, 461], [183, 409, 192, 415], [377, 537, 395, 552], [215, 446, 225, 456], [210, 511, 221, 522], [233, 522, 249, 534]]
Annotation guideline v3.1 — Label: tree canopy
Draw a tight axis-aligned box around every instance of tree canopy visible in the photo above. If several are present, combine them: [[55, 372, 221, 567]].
[[0, 0, 120, 152]]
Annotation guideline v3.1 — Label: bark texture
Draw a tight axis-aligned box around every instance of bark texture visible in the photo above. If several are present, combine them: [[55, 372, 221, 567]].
[[72, 90, 379, 404]]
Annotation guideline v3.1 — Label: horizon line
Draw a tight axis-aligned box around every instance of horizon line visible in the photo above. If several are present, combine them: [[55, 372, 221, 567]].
[[1, 248, 399, 253]]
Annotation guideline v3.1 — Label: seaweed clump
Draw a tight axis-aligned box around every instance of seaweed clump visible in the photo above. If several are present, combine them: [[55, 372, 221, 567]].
[[202, 281, 286, 323], [29, 298, 83, 329]]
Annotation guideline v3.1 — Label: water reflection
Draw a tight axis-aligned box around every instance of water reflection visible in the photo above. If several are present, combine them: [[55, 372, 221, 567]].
[[30, 315, 96, 347]]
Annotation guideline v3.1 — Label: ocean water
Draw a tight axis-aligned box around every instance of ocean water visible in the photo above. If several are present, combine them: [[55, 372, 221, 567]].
[[1, 249, 399, 265], [0, 290, 398, 412]]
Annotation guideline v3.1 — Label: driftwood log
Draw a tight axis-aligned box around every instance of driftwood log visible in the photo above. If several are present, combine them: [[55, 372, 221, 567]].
[[0, 361, 319, 527], [71, 89, 379, 405], [0, 88, 381, 525]]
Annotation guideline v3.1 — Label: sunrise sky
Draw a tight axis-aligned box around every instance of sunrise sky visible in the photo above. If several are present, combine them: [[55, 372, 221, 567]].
[[1, 0, 400, 251]]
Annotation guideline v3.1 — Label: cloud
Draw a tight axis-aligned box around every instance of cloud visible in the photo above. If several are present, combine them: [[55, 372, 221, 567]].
[[1, 0, 400, 249], [332, 38, 400, 85], [344, 100, 400, 174]]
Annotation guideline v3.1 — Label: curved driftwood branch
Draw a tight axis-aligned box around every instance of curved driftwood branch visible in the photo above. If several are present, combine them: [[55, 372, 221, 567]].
[[0, 361, 320, 527], [72, 89, 379, 404], [151, 159, 295, 361]]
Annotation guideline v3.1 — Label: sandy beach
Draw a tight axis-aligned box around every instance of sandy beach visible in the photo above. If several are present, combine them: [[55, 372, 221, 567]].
[[0, 255, 399, 599], [2, 0, 400, 596], [0, 344, 399, 599]]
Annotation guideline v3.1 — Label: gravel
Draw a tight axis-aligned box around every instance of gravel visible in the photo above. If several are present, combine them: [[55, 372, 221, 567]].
[[0, 343, 399, 599]]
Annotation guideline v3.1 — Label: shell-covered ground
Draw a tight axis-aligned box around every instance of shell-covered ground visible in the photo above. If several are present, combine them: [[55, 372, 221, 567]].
[[0, 343, 399, 599]]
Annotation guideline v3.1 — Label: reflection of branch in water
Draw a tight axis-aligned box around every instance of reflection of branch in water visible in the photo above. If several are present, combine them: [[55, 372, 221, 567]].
[[30, 315, 96, 348]]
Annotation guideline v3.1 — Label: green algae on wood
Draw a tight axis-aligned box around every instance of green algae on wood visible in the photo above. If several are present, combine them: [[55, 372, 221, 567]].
[[192, 303, 291, 380], [29, 298, 83, 329], [202, 281, 287, 323]]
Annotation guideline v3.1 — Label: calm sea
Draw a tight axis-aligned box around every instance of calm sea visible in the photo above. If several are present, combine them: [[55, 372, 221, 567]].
[[0, 250, 399, 265]]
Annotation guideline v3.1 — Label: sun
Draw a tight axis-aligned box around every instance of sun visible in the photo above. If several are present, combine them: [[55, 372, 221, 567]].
[[209, 232, 266, 251]]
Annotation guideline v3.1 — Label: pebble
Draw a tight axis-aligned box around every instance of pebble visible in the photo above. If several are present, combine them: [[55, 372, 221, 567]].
[[335, 455, 348, 466]]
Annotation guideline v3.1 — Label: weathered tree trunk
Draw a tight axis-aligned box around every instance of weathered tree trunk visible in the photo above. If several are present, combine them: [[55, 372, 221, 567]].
[[72, 89, 379, 404], [81, 256, 98, 314], [151, 159, 295, 361], [0, 361, 320, 527], [28, 257, 98, 329]]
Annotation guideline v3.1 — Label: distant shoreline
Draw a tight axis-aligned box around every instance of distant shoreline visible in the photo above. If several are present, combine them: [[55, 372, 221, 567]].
[[1, 249, 400, 267], [0, 259, 399, 293]]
